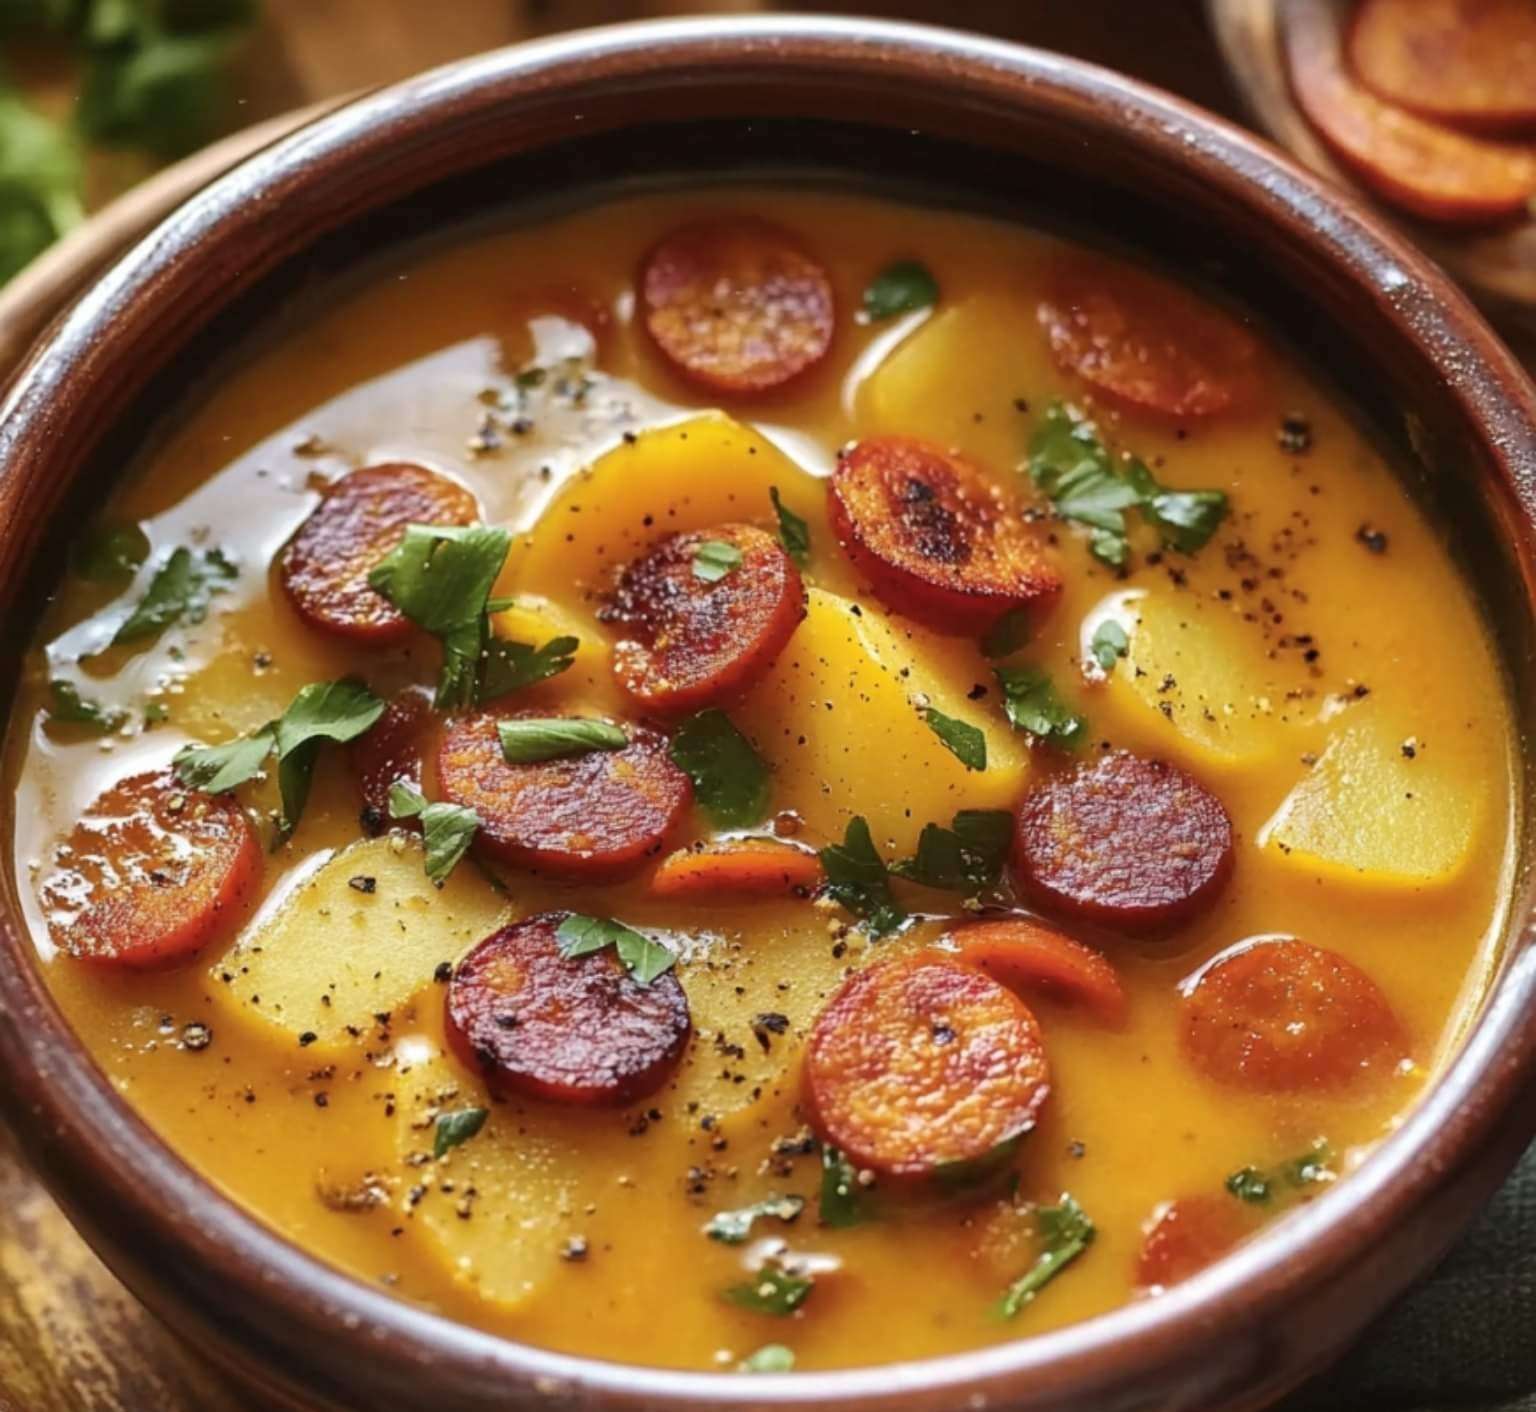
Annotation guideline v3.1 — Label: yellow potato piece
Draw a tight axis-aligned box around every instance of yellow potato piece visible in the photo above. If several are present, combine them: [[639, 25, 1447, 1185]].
[[733, 587, 1028, 858], [507, 412, 829, 615], [210, 835, 509, 1056], [1258, 708, 1487, 890]]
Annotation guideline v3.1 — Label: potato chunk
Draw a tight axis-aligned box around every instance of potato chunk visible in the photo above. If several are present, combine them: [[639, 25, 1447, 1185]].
[[211, 835, 509, 1056]]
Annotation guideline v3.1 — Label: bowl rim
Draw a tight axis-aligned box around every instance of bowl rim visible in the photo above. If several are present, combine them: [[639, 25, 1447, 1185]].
[[2, 14, 1535, 1410]]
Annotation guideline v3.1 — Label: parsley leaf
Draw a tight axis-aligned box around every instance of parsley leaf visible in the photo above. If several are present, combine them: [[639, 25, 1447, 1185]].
[[368, 524, 511, 710], [1225, 1140, 1334, 1209], [819, 1146, 873, 1229], [387, 781, 481, 886], [71, 520, 148, 584], [997, 1194, 1096, 1319], [1225, 1167, 1271, 1204], [1090, 620, 1130, 673], [981, 606, 1032, 659], [769, 486, 810, 566], [44, 679, 127, 734], [738, 1344, 795, 1374], [1281, 1140, 1336, 1188], [669, 709, 770, 828], [818, 816, 905, 937], [891, 809, 1012, 893], [112, 545, 237, 645], [705, 1194, 805, 1245], [1125, 457, 1229, 554], [476, 634, 578, 704], [995, 666, 1087, 749], [433, 1107, 488, 1159], [497, 717, 626, 764], [923, 706, 986, 771], [863, 259, 939, 320], [174, 727, 275, 794], [555, 914, 676, 985], [724, 1265, 814, 1317], [692, 539, 743, 583]]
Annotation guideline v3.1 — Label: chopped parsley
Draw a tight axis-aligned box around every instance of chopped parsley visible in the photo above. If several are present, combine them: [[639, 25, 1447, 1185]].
[[705, 1194, 806, 1245], [1224, 1140, 1335, 1208], [1225, 1167, 1271, 1204], [669, 709, 770, 828], [862, 259, 939, 320], [432, 1107, 488, 1159], [738, 1344, 795, 1374], [995, 666, 1087, 749], [997, 1194, 1096, 1318], [819, 1145, 873, 1228], [769, 486, 810, 566], [981, 606, 1032, 659], [723, 1264, 814, 1317], [692, 539, 743, 583], [922, 706, 987, 771], [112, 544, 237, 646], [891, 808, 1012, 893], [818, 816, 905, 937], [555, 914, 676, 985], [388, 782, 481, 887], [497, 717, 627, 764], [1090, 620, 1130, 673], [71, 520, 148, 585], [477, 634, 578, 703], [45, 680, 127, 734]]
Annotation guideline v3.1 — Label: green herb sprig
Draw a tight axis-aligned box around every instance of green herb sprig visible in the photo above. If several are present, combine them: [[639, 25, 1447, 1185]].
[[388, 781, 481, 887], [705, 1194, 806, 1245], [818, 816, 905, 938], [863, 259, 939, 320], [997, 1194, 1096, 1319], [890, 808, 1012, 894], [723, 1264, 814, 1317], [555, 914, 676, 985], [995, 666, 1087, 749], [669, 709, 770, 828]]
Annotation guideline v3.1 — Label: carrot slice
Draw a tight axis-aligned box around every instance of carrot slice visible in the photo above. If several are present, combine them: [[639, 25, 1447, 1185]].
[[1037, 255, 1259, 420], [279, 463, 479, 644], [650, 839, 821, 898], [638, 217, 835, 395], [1013, 752, 1234, 936], [446, 912, 690, 1107], [804, 954, 1050, 1181], [350, 685, 437, 830], [1180, 938, 1408, 1094], [1135, 1195, 1252, 1291], [40, 769, 259, 968], [1349, 0, 1536, 133], [436, 707, 691, 879], [950, 918, 1127, 1028], [829, 436, 1061, 636], [1286, 0, 1536, 224], [608, 523, 806, 711]]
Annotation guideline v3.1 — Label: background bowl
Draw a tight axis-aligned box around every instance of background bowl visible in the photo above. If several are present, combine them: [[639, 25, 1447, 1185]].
[[2, 16, 1535, 1412]]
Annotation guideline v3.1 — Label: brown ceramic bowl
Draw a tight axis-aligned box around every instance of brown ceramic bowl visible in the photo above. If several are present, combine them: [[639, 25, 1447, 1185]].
[[2, 17, 1535, 1412]]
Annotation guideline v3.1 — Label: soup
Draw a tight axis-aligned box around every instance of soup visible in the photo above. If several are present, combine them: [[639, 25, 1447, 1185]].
[[7, 190, 1513, 1373]]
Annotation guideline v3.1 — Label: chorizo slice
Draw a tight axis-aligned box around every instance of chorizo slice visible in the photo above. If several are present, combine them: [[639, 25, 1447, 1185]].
[[649, 839, 821, 898], [638, 217, 835, 395], [803, 954, 1050, 1182], [40, 769, 259, 968], [1037, 256, 1259, 420], [950, 918, 1127, 1028], [436, 707, 691, 878], [350, 685, 437, 830], [279, 462, 479, 643], [446, 912, 690, 1107], [1013, 751, 1234, 935], [829, 436, 1061, 637], [1180, 937, 1408, 1094], [1135, 1195, 1252, 1291], [607, 524, 806, 711]]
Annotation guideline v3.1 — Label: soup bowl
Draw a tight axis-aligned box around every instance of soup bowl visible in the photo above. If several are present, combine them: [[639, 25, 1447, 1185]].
[[1, 16, 1534, 1412]]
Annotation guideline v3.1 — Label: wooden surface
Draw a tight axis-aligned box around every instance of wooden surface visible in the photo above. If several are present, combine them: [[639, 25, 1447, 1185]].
[[0, 3, 1520, 1410]]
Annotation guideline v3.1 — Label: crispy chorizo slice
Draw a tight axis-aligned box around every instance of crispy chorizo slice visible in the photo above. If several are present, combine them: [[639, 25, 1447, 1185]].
[[1348, 0, 1536, 132], [607, 524, 806, 711], [39, 769, 259, 968], [1135, 1195, 1252, 1291], [350, 685, 437, 829], [1180, 938, 1408, 1094], [950, 918, 1127, 1028], [638, 217, 835, 395], [279, 463, 479, 643], [649, 839, 822, 898], [803, 954, 1050, 1182], [1013, 751, 1234, 936], [1037, 256, 1259, 420], [436, 707, 691, 878], [829, 436, 1061, 636], [446, 912, 690, 1107]]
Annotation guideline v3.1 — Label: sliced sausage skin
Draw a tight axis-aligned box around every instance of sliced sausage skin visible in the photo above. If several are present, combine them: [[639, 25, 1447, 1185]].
[[446, 912, 690, 1107], [950, 918, 1127, 1028], [40, 769, 260, 968], [436, 707, 691, 879], [803, 953, 1050, 1182], [1013, 751, 1234, 936], [279, 462, 479, 644], [639, 217, 835, 396], [829, 436, 1061, 637], [607, 523, 806, 712], [1180, 937, 1408, 1094]]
